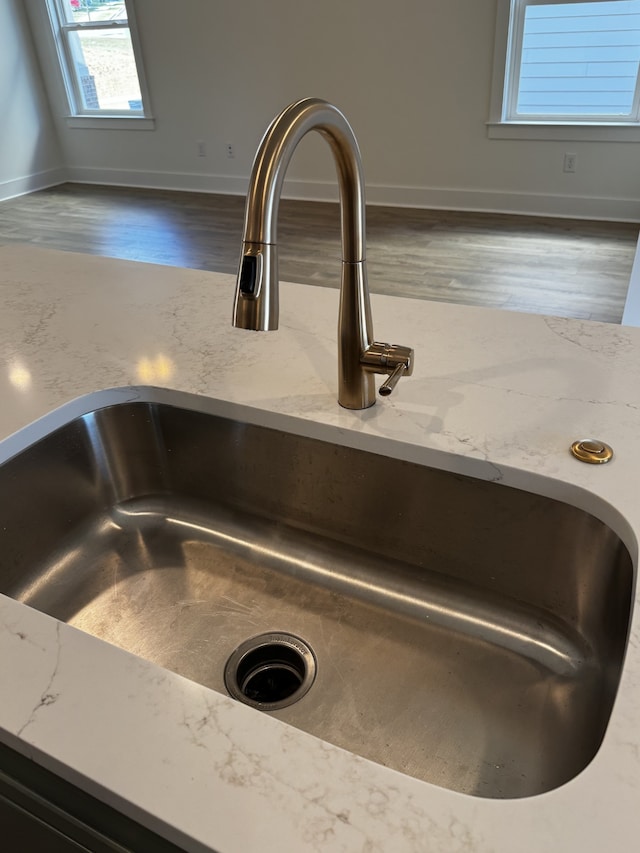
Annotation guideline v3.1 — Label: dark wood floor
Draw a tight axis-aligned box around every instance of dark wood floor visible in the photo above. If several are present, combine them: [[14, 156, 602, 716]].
[[0, 183, 637, 322]]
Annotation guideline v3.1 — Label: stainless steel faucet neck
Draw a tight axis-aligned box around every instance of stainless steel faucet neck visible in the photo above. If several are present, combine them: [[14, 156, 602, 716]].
[[242, 98, 366, 261], [233, 98, 413, 410]]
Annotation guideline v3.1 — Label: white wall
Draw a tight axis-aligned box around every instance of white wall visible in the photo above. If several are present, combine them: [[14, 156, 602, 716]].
[[24, 0, 640, 220], [0, 0, 64, 201]]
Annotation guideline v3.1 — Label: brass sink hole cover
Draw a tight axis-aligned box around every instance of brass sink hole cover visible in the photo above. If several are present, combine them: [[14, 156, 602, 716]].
[[224, 633, 317, 710], [570, 439, 614, 464]]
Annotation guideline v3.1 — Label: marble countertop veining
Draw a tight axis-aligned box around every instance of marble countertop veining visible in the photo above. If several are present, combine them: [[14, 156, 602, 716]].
[[1, 244, 640, 852]]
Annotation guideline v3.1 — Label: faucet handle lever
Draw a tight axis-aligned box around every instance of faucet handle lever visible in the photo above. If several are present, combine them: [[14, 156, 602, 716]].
[[361, 341, 414, 398], [379, 361, 407, 396]]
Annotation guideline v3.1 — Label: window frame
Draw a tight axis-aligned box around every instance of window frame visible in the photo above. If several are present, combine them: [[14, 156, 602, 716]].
[[45, 0, 154, 129], [488, 0, 640, 140]]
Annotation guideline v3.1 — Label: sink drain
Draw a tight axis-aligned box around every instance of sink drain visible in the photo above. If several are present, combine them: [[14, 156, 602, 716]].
[[224, 633, 316, 710]]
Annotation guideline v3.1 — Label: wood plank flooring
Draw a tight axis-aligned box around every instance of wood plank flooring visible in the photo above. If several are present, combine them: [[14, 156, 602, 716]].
[[0, 182, 637, 322]]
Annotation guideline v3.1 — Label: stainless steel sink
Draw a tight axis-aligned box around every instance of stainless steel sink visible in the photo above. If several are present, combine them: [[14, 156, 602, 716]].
[[0, 395, 632, 798]]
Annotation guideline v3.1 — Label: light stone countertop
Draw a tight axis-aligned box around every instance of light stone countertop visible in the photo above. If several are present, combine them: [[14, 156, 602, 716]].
[[1, 244, 640, 852]]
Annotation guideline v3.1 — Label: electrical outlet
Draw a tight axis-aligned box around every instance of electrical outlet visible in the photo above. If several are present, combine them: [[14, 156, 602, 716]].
[[196, 140, 206, 157], [563, 152, 577, 173], [226, 143, 235, 159]]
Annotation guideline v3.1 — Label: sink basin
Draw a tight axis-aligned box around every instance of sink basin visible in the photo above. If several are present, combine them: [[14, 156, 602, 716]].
[[0, 392, 632, 798]]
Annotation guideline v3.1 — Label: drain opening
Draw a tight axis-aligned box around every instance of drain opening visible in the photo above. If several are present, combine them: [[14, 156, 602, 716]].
[[224, 633, 316, 710]]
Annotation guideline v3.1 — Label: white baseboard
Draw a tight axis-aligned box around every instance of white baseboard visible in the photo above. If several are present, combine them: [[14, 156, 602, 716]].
[[66, 166, 249, 197], [64, 165, 640, 222], [0, 167, 68, 203], [365, 184, 640, 223]]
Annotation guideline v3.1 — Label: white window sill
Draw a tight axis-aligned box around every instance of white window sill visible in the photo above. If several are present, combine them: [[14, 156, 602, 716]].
[[66, 116, 156, 130], [487, 122, 640, 142]]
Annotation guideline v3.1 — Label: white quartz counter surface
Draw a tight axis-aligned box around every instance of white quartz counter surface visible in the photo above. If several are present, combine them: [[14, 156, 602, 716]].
[[1, 245, 640, 852]]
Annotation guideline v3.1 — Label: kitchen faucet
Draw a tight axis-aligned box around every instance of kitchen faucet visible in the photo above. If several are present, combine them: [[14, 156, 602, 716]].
[[232, 97, 413, 410]]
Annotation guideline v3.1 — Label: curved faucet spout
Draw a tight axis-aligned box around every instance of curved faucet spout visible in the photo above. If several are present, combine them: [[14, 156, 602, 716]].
[[243, 98, 366, 262], [232, 98, 413, 410]]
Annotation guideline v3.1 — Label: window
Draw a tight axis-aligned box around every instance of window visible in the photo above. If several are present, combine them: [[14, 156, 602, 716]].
[[489, 0, 640, 139], [45, 0, 152, 126]]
